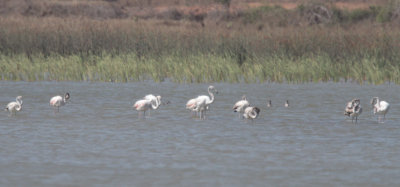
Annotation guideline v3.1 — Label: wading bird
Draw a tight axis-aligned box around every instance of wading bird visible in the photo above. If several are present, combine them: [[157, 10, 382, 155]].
[[186, 85, 217, 119], [50, 93, 70, 113], [344, 99, 362, 123], [133, 97, 159, 118], [267, 100, 272, 107], [233, 95, 249, 118], [243, 106, 260, 120], [285, 100, 289, 108], [5, 96, 23, 116], [143, 94, 162, 116], [371, 97, 390, 123]]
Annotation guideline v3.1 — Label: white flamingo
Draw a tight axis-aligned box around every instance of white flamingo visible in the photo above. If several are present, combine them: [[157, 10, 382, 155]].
[[371, 97, 390, 123], [344, 99, 362, 123], [267, 100, 272, 107], [5, 96, 23, 116], [186, 85, 217, 119], [243, 106, 260, 120], [233, 95, 249, 118], [50, 93, 70, 113], [143, 94, 162, 116], [133, 98, 159, 118]]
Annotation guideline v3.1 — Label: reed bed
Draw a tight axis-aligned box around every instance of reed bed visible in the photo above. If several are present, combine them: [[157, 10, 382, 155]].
[[1, 53, 399, 84], [1, 17, 400, 83]]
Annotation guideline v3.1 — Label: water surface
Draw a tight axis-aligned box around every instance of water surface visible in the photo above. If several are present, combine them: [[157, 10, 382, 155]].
[[1, 82, 399, 186]]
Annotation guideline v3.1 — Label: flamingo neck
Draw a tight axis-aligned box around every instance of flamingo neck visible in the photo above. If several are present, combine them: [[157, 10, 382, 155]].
[[375, 98, 380, 108], [151, 100, 159, 109], [208, 88, 214, 104], [16, 98, 23, 105]]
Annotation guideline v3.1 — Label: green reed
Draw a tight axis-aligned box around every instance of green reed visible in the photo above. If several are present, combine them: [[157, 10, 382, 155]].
[[1, 17, 400, 83], [1, 53, 399, 84]]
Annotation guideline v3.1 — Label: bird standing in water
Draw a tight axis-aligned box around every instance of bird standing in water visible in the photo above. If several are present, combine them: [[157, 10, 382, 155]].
[[344, 99, 362, 123], [233, 95, 250, 118], [371, 97, 390, 123], [50, 93, 70, 113], [5, 96, 23, 116]]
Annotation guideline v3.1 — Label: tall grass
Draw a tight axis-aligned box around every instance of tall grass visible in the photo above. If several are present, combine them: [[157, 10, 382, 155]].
[[0, 17, 400, 83], [1, 53, 400, 84]]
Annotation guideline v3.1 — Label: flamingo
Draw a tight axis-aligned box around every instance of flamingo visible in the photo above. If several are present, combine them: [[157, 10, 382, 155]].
[[50, 93, 70, 113], [267, 100, 272, 107], [371, 97, 390, 123], [5, 96, 23, 116], [344, 99, 362, 123], [186, 85, 217, 119], [133, 98, 158, 118], [285, 100, 289, 108], [143, 94, 162, 116], [233, 95, 249, 118], [243, 106, 260, 120], [186, 98, 198, 117]]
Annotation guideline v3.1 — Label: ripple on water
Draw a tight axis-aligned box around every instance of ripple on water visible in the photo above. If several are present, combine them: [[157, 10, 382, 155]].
[[0, 82, 400, 186]]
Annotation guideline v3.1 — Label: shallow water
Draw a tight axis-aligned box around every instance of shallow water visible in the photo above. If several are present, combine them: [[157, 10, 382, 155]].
[[1, 81, 399, 186]]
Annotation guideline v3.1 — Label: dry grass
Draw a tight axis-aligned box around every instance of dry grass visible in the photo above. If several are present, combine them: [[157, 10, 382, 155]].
[[0, 0, 399, 83]]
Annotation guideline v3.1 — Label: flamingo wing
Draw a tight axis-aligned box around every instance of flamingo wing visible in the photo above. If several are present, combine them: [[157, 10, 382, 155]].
[[233, 100, 249, 111], [50, 96, 62, 106], [6, 102, 17, 111], [134, 99, 150, 111], [186, 98, 197, 110]]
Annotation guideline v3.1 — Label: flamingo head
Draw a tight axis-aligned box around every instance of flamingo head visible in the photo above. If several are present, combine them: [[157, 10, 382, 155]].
[[353, 99, 360, 106], [208, 85, 218, 94], [370, 97, 378, 106], [65, 93, 70, 101], [253, 107, 260, 115]]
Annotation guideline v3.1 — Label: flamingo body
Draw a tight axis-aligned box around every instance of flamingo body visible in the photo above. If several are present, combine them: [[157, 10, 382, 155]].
[[371, 97, 390, 123], [134, 96, 158, 118], [144, 94, 161, 108], [5, 96, 23, 116], [233, 95, 249, 118], [243, 106, 260, 119], [186, 85, 217, 119], [50, 93, 70, 112], [134, 99, 153, 111], [344, 99, 362, 123]]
